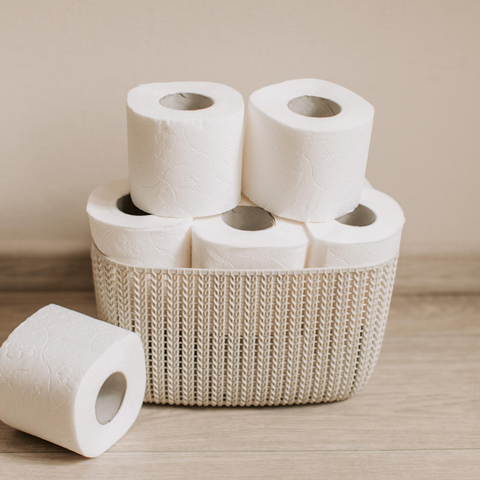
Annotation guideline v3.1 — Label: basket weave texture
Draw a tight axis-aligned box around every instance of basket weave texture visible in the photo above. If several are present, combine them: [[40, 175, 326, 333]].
[[92, 244, 398, 406]]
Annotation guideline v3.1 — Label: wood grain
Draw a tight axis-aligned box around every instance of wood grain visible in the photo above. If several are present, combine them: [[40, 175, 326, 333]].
[[394, 254, 480, 294], [387, 294, 480, 334], [0, 253, 93, 292], [1, 253, 480, 294], [0, 292, 479, 478], [1, 451, 479, 480], [2, 333, 478, 455]]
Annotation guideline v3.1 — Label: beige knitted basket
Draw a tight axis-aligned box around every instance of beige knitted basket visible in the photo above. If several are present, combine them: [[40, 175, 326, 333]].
[[91, 244, 398, 407]]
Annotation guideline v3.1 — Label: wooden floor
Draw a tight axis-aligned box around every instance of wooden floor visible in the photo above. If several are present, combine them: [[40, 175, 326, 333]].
[[0, 290, 479, 479]]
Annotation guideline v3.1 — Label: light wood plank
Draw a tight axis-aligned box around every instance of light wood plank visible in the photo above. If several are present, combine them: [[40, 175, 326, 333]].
[[387, 294, 480, 335], [1, 291, 479, 480], [0, 253, 93, 292], [2, 253, 480, 294], [394, 254, 480, 294], [1, 334, 479, 453], [0, 451, 479, 480]]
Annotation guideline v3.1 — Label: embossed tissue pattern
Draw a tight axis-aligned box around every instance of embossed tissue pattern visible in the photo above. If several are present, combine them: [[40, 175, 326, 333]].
[[128, 107, 244, 218], [305, 188, 405, 268], [89, 216, 192, 268], [191, 214, 310, 270], [307, 230, 402, 268], [87, 180, 193, 268], [0, 305, 129, 454], [192, 239, 308, 270], [243, 103, 373, 223]]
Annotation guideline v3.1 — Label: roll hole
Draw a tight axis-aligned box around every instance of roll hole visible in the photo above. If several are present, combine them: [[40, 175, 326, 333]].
[[95, 372, 127, 425], [116, 194, 150, 216], [160, 92, 214, 111], [288, 95, 341, 118], [336, 204, 376, 227], [222, 206, 276, 231]]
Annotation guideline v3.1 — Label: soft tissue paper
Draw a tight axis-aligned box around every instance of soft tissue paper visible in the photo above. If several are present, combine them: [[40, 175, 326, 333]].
[[87, 179, 192, 267], [306, 188, 405, 268], [0, 304, 146, 458], [127, 82, 245, 218], [242, 79, 374, 223], [192, 196, 310, 269]]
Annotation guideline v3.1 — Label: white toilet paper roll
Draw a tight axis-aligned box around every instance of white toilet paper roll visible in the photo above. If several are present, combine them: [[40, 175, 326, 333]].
[[0, 305, 146, 458], [242, 79, 375, 222], [87, 180, 192, 267], [127, 82, 245, 218], [192, 198, 310, 269], [306, 188, 405, 268]]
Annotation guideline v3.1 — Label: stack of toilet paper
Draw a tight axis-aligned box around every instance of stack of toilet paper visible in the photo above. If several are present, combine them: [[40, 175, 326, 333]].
[[0, 78, 405, 459], [88, 79, 405, 270]]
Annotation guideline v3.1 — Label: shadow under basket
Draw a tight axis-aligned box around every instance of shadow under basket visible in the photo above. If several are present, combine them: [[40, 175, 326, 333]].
[[91, 244, 398, 407]]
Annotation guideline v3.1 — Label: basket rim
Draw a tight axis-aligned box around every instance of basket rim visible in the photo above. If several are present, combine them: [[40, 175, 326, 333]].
[[91, 243, 398, 276]]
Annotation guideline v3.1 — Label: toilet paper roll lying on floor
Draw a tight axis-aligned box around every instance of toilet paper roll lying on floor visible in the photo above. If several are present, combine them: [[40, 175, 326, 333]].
[[192, 197, 310, 269], [87, 180, 192, 267], [127, 82, 244, 218], [306, 188, 405, 268], [242, 79, 374, 223], [0, 305, 146, 458]]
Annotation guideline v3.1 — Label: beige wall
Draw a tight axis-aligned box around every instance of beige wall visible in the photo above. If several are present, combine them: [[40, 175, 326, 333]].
[[1, 0, 479, 256]]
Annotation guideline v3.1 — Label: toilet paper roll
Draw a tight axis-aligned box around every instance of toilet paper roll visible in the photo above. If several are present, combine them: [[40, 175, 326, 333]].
[[127, 82, 245, 218], [192, 197, 310, 269], [87, 180, 192, 267], [0, 304, 146, 458], [242, 79, 375, 222], [306, 188, 405, 268]]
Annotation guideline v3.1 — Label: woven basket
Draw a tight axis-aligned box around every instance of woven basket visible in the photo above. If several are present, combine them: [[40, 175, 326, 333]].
[[91, 244, 398, 407]]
